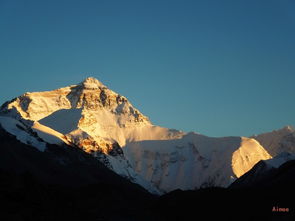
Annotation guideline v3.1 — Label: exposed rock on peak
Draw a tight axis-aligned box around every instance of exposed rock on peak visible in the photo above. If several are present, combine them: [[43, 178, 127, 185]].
[[1, 78, 150, 127], [80, 77, 106, 90]]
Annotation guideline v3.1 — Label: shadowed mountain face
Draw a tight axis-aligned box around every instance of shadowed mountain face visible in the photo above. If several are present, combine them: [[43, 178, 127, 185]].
[[124, 135, 244, 191], [39, 109, 82, 134]]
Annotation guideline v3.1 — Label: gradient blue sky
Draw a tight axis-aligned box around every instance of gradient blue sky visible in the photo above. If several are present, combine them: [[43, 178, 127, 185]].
[[0, 0, 294, 137]]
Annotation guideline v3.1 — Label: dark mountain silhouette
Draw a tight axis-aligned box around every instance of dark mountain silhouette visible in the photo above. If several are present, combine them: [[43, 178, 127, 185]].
[[0, 125, 156, 221]]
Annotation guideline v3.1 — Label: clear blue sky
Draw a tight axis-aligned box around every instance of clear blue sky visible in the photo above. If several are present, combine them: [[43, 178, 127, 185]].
[[0, 0, 294, 137]]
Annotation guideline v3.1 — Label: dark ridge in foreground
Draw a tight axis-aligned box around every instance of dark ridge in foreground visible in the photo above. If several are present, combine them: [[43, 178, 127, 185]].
[[0, 126, 155, 221], [154, 187, 294, 221], [153, 159, 295, 221], [1, 125, 295, 221]]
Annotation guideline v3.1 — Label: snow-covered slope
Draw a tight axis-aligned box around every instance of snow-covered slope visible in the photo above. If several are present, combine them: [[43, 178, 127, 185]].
[[124, 134, 270, 192], [252, 126, 295, 156], [0, 116, 46, 151], [264, 152, 295, 168], [0, 77, 276, 194]]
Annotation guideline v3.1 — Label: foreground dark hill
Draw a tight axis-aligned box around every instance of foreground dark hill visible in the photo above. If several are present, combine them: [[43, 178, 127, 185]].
[[153, 186, 294, 221], [0, 126, 155, 221], [230, 159, 295, 189], [152, 159, 295, 221]]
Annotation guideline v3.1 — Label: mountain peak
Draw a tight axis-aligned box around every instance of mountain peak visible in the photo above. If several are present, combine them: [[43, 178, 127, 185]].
[[80, 77, 105, 89], [0, 76, 152, 139]]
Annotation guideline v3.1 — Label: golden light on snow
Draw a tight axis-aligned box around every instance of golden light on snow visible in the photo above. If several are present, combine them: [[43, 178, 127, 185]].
[[231, 137, 272, 178]]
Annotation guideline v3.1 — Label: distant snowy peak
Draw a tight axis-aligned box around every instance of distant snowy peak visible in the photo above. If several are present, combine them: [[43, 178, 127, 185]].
[[1, 77, 150, 126], [0, 77, 182, 150], [252, 126, 295, 156]]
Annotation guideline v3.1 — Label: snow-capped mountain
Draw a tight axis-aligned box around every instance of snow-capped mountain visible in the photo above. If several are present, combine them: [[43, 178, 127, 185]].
[[0, 77, 285, 194]]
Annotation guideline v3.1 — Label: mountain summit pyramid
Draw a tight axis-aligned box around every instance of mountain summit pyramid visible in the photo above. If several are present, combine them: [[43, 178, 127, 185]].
[[2, 77, 289, 193], [81, 77, 106, 89], [3, 77, 149, 125]]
